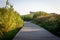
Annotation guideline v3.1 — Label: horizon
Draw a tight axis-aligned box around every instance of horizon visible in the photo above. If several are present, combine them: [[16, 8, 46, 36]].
[[0, 0, 60, 15]]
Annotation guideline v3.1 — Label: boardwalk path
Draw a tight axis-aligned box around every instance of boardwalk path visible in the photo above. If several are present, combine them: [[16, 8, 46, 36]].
[[13, 22, 60, 40]]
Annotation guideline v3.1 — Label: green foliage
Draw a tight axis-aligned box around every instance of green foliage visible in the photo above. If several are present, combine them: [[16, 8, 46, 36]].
[[0, 28, 21, 40], [22, 14, 33, 21], [0, 0, 24, 39], [0, 7, 24, 39], [32, 11, 60, 37]]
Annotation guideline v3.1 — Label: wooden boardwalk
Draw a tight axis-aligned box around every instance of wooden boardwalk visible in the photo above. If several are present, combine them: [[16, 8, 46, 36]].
[[13, 22, 60, 40]]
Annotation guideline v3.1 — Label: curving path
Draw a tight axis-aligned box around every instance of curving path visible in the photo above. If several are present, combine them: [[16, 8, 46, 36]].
[[13, 22, 60, 40]]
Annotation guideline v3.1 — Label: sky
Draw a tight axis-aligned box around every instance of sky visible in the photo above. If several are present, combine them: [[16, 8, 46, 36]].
[[0, 0, 60, 15]]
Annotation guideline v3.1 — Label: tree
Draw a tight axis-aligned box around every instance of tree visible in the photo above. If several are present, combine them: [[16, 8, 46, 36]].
[[0, 0, 24, 38], [5, 0, 13, 10]]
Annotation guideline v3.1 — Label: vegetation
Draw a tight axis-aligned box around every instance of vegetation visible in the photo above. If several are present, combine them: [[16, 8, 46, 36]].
[[0, 0, 24, 40], [22, 14, 33, 21], [31, 11, 60, 37], [23, 11, 60, 37], [0, 7, 24, 40]]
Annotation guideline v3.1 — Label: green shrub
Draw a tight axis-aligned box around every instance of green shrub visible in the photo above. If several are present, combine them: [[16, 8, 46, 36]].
[[0, 8, 24, 39], [32, 11, 60, 37], [22, 14, 33, 21]]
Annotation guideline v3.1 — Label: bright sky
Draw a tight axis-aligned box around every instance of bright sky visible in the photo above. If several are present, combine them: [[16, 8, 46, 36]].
[[0, 0, 60, 15]]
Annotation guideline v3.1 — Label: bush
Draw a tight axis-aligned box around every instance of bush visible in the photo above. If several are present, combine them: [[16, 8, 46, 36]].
[[22, 14, 33, 21], [0, 8, 24, 39], [32, 11, 60, 37]]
